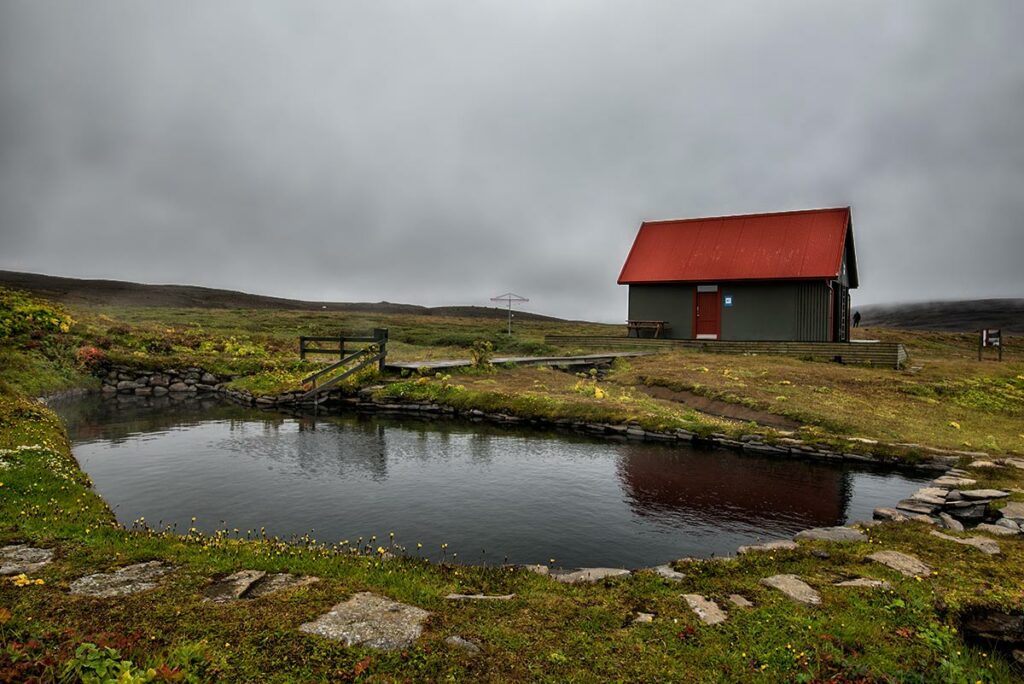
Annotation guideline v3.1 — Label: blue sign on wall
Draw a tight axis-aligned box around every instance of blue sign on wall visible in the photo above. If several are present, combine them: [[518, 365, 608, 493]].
[[724, 295, 733, 307]]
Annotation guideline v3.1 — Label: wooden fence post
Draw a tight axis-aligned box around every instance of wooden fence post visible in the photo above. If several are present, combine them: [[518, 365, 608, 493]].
[[374, 328, 389, 372], [299, 336, 306, 360]]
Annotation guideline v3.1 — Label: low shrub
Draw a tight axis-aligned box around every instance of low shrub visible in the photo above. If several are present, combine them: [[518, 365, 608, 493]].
[[0, 287, 74, 340]]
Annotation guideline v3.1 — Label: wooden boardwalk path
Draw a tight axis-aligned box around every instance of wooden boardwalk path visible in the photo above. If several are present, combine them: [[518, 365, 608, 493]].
[[384, 351, 650, 372]]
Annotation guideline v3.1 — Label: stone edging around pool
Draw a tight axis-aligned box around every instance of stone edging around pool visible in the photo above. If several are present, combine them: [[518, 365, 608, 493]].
[[84, 363, 988, 474], [48, 364, 1024, 584]]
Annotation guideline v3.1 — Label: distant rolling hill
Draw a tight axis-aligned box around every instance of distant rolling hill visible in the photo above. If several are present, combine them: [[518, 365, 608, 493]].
[[858, 299, 1024, 333], [0, 270, 568, 322]]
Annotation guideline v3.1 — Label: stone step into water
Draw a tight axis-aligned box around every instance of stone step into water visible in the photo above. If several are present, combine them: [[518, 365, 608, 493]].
[[0, 545, 54, 575], [929, 530, 1001, 555], [737, 540, 798, 554], [550, 568, 630, 584], [873, 508, 909, 522], [682, 594, 727, 625], [793, 527, 867, 543], [960, 489, 1010, 500], [896, 500, 938, 516], [867, 550, 930, 577], [759, 574, 821, 606], [298, 592, 430, 650], [70, 561, 174, 598], [931, 476, 977, 488], [652, 564, 686, 580]]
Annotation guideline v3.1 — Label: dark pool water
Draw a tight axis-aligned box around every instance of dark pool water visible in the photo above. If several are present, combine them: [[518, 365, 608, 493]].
[[55, 394, 931, 568]]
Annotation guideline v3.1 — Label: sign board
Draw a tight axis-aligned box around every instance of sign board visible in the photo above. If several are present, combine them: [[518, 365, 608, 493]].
[[979, 329, 1003, 361], [723, 295, 733, 308]]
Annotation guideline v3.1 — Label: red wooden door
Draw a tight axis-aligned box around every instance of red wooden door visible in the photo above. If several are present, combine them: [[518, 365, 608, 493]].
[[694, 291, 720, 339]]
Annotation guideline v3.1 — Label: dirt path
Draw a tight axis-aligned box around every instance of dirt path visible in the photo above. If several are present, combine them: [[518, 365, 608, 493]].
[[637, 384, 803, 430]]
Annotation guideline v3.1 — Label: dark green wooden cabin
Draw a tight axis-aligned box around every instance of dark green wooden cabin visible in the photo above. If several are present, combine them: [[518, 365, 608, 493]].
[[618, 207, 858, 342]]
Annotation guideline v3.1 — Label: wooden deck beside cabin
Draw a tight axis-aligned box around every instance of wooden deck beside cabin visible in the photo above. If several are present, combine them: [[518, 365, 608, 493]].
[[384, 351, 651, 372], [543, 336, 908, 369]]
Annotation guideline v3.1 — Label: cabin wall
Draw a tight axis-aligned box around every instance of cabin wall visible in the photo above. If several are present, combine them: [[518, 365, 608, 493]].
[[627, 284, 694, 338], [628, 281, 832, 341]]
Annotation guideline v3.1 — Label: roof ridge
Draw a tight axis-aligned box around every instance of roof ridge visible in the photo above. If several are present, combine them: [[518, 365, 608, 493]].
[[640, 206, 849, 227]]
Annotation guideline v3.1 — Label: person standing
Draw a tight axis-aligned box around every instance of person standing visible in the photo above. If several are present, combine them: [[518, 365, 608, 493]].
[[852, 310, 861, 328]]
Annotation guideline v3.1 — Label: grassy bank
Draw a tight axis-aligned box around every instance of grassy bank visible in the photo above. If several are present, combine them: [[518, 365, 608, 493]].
[[2, 288, 1024, 680], [3, 392, 1023, 681]]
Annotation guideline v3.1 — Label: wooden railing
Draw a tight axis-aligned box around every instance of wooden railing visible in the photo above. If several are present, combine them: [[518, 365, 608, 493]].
[[298, 328, 388, 401]]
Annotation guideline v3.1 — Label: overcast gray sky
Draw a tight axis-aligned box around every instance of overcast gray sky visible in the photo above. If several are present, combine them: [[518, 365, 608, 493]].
[[1, 1, 1022, 321]]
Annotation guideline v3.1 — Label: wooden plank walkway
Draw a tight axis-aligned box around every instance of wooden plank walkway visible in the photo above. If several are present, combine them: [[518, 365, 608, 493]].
[[544, 336, 908, 369], [384, 351, 651, 372]]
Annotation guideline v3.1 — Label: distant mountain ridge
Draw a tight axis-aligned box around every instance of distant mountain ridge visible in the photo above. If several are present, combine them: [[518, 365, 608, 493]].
[[858, 299, 1024, 333], [0, 270, 568, 322]]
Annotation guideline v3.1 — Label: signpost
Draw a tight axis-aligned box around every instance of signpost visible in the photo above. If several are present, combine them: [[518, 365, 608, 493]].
[[979, 328, 1003, 361], [490, 292, 529, 335]]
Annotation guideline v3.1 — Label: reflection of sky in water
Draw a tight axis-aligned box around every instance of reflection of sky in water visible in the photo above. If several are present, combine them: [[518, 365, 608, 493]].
[[57, 395, 932, 568]]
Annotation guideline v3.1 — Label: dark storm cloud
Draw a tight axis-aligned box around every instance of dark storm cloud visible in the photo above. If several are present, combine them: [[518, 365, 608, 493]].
[[1, 1, 1022, 321]]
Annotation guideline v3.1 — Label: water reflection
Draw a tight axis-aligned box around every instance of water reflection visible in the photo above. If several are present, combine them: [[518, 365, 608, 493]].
[[618, 448, 852, 529], [53, 394, 929, 568]]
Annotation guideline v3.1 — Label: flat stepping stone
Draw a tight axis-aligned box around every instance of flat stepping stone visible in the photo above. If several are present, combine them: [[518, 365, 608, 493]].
[[70, 561, 174, 597], [995, 518, 1021, 532], [938, 513, 964, 531], [999, 502, 1024, 521], [794, 527, 867, 543], [728, 594, 753, 609], [873, 507, 908, 522], [910, 487, 949, 505], [204, 570, 266, 602], [737, 540, 797, 554], [445, 593, 515, 600], [932, 476, 977, 488], [929, 530, 1000, 555], [521, 564, 549, 576], [835, 578, 891, 589], [203, 570, 320, 602], [298, 592, 430, 650], [550, 567, 630, 584], [867, 550, 930, 577], [682, 594, 727, 625], [960, 489, 1010, 500], [896, 500, 938, 515], [0, 545, 54, 575], [246, 573, 320, 599], [759, 574, 820, 606], [444, 635, 481, 653], [1002, 458, 1024, 470], [968, 460, 1001, 468], [974, 523, 1019, 537], [652, 564, 685, 580]]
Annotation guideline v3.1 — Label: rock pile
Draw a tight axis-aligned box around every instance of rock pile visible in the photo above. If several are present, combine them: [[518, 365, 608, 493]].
[[876, 467, 1020, 534]]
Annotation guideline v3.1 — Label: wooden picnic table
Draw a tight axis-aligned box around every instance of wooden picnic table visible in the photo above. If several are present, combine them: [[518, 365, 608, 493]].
[[627, 320, 669, 338]]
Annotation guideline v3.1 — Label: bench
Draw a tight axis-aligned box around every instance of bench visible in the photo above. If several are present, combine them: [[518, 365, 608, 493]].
[[627, 320, 670, 338]]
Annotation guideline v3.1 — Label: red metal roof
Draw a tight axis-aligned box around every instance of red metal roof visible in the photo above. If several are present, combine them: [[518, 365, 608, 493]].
[[617, 207, 854, 285]]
